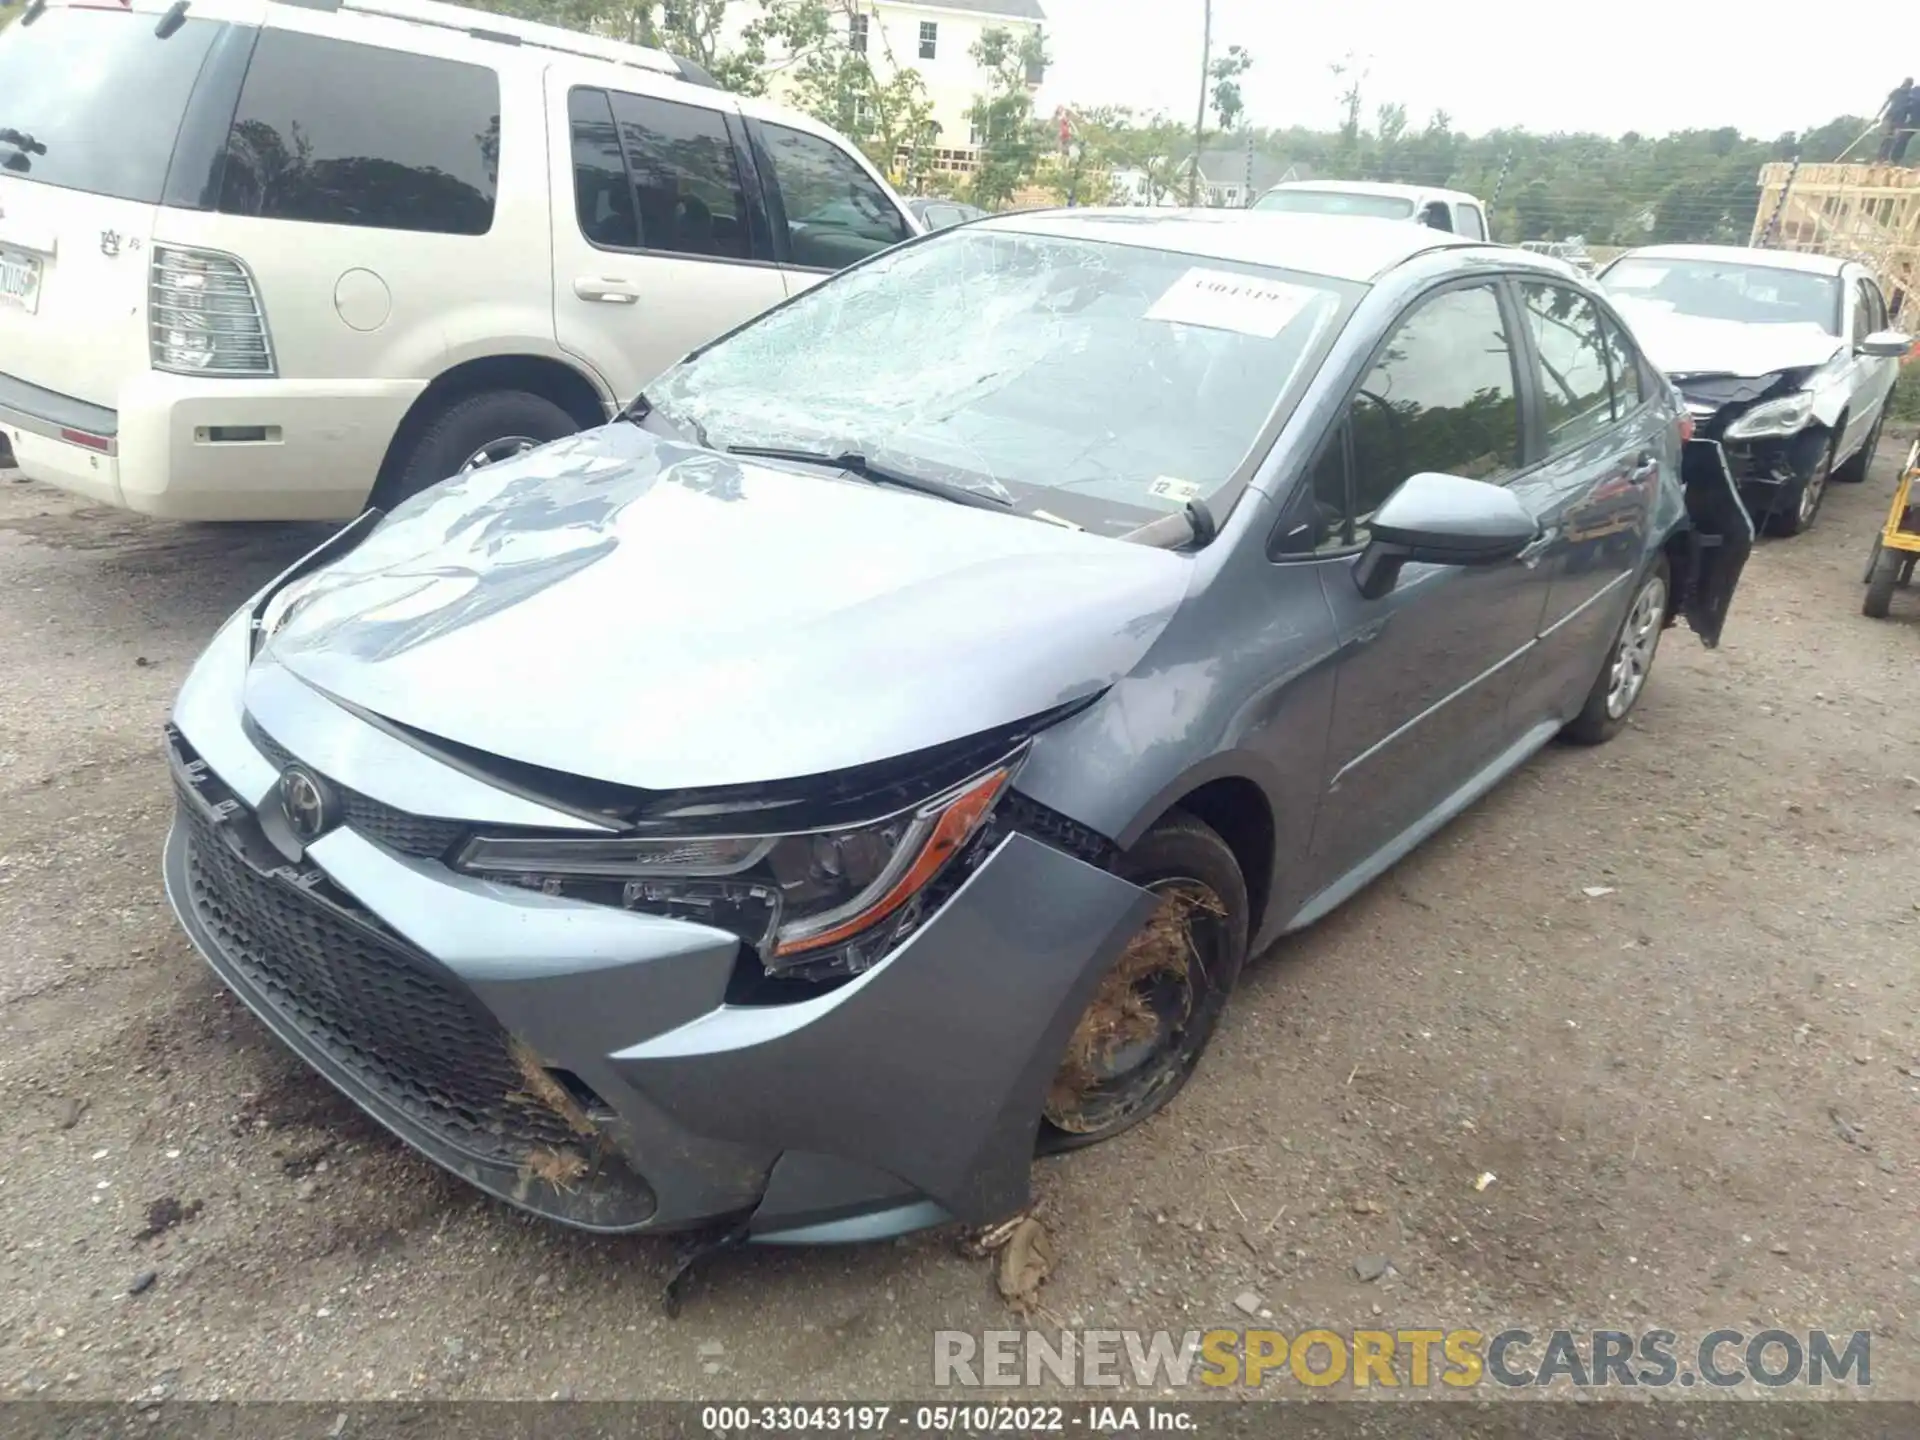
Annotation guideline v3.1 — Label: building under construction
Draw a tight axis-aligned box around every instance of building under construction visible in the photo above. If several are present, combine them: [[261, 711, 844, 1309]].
[[1753, 162, 1919, 319]]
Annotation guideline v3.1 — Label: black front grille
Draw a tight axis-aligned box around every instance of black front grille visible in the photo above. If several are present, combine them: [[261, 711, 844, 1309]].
[[246, 721, 468, 860], [182, 801, 584, 1162], [170, 730, 655, 1227]]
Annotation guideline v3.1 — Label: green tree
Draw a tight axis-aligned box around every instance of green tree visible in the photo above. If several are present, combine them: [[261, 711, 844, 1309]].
[[964, 26, 1048, 210], [1208, 45, 1253, 133]]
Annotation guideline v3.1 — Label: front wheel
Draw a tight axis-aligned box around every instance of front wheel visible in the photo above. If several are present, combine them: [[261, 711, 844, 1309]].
[[1562, 558, 1668, 746], [1038, 812, 1248, 1152], [1767, 436, 1835, 537]]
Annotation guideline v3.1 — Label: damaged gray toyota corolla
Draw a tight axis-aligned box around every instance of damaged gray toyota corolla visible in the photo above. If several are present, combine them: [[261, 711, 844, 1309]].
[[165, 210, 1753, 1244]]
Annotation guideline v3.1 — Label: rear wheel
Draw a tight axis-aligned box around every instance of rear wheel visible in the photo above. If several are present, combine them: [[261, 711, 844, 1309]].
[[1038, 812, 1248, 1152], [1833, 413, 1884, 484], [1768, 436, 1834, 536], [375, 390, 578, 510], [1864, 543, 1902, 618], [1562, 558, 1668, 746]]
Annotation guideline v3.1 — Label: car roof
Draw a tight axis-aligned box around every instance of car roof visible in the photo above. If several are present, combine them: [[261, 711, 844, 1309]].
[[973, 208, 1488, 283], [1612, 244, 1851, 277], [1265, 179, 1480, 205]]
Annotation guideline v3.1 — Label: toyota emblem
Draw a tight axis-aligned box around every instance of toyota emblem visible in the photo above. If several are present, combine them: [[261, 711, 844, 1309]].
[[279, 765, 333, 843]]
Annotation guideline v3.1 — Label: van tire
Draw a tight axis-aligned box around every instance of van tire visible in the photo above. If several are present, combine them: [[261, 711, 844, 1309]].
[[375, 390, 579, 510]]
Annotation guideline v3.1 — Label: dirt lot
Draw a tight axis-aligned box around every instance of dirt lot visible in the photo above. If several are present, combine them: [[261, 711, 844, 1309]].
[[0, 446, 1916, 1404]]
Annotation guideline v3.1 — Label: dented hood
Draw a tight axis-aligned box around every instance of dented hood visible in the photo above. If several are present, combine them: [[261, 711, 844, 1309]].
[[262, 427, 1190, 791], [1609, 298, 1841, 380]]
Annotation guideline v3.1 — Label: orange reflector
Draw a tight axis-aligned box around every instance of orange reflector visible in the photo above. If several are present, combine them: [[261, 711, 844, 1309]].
[[773, 767, 1010, 956]]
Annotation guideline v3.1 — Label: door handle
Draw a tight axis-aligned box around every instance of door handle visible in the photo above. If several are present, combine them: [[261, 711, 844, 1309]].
[[574, 277, 639, 304]]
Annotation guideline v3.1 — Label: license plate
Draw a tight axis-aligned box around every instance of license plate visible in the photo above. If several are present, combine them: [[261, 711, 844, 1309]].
[[0, 248, 43, 315]]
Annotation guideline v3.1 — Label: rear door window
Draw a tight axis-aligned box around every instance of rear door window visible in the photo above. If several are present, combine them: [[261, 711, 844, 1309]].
[[603, 89, 752, 261], [1520, 282, 1615, 452], [1455, 205, 1486, 241], [756, 122, 910, 270], [217, 31, 499, 235], [0, 7, 224, 204]]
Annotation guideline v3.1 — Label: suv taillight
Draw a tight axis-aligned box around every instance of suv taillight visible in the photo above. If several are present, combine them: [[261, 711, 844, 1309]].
[[149, 245, 275, 377]]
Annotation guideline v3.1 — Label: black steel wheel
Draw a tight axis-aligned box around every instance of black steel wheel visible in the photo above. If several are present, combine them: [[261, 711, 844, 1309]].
[[1038, 812, 1248, 1152]]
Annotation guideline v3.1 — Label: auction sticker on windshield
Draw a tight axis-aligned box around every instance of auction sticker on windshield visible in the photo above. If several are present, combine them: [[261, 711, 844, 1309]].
[[1145, 267, 1316, 338], [0, 247, 42, 315]]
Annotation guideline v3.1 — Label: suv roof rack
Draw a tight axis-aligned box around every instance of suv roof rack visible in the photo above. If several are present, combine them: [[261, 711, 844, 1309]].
[[271, 0, 694, 80]]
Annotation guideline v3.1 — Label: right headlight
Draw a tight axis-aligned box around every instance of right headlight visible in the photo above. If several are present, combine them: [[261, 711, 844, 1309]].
[[1722, 389, 1815, 441], [455, 759, 1016, 979]]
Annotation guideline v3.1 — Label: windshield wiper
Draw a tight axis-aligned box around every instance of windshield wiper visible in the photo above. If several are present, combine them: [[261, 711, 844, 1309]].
[[726, 445, 1013, 512], [622, 392, 711, 449]]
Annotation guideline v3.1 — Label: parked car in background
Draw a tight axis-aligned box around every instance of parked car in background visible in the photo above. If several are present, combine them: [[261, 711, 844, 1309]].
[[1521, 238, 1597, 275], [165, 211, 1750, 1243], [1254, 181, 1490, 241], [0, 0, 917, 521], [1599, 244, 1911, 535], [907, 197, 989, 231]]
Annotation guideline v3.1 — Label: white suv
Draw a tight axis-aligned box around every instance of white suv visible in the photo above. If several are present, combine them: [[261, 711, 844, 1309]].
[[0, 0, 919, 520]]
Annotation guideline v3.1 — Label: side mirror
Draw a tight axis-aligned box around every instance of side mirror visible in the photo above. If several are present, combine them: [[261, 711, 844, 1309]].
[[1353, 472, 1540, 599], [1858, 330, 1913, 359]]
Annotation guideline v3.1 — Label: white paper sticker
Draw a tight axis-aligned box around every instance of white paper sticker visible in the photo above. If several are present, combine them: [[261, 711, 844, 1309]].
[[1144, 268, 1317, 338], [1150, 476, 1202, 503]]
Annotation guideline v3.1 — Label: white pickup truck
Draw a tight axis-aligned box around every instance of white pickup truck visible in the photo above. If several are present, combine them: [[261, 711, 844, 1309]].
[[1253, 180, 1491, 242]]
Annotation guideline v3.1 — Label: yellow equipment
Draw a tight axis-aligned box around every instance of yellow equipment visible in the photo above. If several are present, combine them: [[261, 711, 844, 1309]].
[[1863, 436, 1920, 618]]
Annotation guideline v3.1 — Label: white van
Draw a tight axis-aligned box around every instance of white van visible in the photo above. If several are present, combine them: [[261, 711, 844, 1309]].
[[0, 0, 919, 519], [1253, 181, 1490, 242]]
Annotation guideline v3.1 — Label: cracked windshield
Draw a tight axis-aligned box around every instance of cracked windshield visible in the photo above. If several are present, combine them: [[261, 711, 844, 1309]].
[[650, 229, 1345, 532]]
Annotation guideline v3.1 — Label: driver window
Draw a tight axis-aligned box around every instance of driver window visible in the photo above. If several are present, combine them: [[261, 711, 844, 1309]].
[[1855, 278, 1887, 339], [759, 122, 911, 270], [1348, 283, 1520, 534], [1282, 284, 1520, 555], [1419, 201, 1454, 232]]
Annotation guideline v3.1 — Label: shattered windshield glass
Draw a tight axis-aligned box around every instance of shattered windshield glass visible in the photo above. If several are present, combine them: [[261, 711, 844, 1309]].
[[647, 228, 1348, 525], [1602, 260, 1842, 335]]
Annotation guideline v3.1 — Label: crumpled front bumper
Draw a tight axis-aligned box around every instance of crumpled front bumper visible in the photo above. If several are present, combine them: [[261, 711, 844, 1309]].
[[163, 613, 1156, 1241]]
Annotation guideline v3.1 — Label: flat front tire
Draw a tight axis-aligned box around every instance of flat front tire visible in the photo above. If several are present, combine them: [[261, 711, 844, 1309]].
[[1038, 812, 1249, 1152], [1562, 558, 1669, 746]]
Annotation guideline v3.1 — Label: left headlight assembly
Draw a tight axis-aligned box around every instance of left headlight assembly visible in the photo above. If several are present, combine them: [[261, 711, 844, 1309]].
[[454, 759, 1017, 980]]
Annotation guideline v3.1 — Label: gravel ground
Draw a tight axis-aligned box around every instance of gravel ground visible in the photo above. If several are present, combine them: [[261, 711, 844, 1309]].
[[0, 448, 1916, 1404]]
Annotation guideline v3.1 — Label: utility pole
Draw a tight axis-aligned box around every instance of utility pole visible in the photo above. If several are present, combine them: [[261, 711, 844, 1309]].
[[1188, 0, 1211, 207]]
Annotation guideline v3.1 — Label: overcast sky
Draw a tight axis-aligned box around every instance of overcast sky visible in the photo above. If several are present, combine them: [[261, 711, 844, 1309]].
[[1033, 0, 1908, 140]]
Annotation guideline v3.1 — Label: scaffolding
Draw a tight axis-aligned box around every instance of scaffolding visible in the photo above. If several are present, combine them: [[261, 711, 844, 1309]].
[[1752, 162, 1920, 320]]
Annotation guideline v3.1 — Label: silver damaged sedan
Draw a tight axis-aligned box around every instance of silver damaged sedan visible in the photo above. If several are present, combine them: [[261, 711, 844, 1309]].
[[165, 210, 1753, 1243]]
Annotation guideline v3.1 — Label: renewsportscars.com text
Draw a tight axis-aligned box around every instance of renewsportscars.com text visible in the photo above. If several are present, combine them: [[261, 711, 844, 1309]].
[[933, 1327, 1871, 1389]]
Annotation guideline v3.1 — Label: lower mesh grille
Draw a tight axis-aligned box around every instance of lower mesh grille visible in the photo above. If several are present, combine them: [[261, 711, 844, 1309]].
[[170, 730, 655, 1227], [182, 801, 582, 1161]]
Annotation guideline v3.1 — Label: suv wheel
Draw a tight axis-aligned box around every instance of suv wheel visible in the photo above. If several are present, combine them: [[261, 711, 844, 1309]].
[[376, 390, 579, 510], [1038, 812, 1248, 1152]]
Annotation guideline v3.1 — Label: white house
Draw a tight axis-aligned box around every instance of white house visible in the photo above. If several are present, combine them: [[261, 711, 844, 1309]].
[[763, 0, 1046, 177]]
